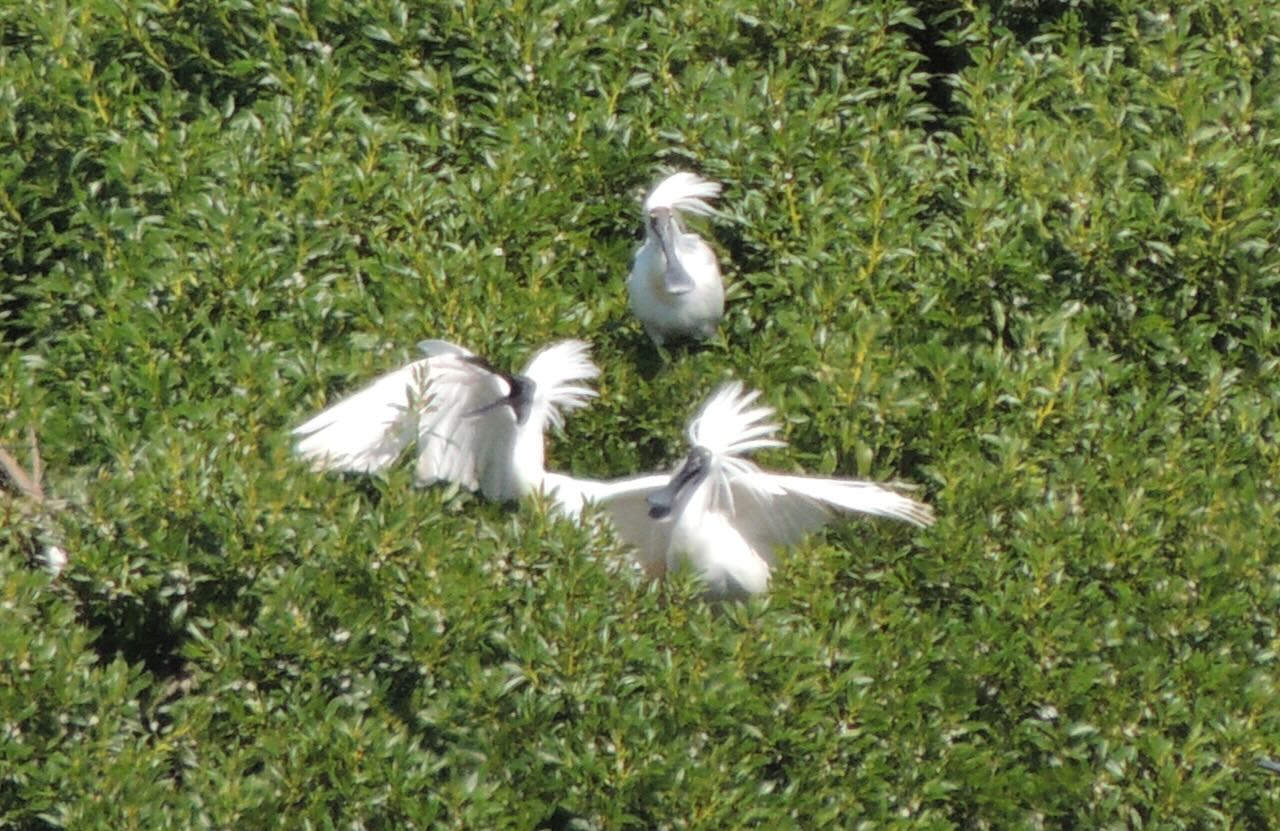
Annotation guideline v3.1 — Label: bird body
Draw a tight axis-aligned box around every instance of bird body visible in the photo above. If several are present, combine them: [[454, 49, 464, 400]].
[[664, 486, 772, 596], [596, 382, 935, 599], [292, 340, 599, 503], [628, 172, 725, 345], [295, 353, 934, 598]]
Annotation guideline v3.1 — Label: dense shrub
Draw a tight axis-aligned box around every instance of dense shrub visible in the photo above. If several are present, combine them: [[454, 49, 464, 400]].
[[3, 0, 1278, 826]]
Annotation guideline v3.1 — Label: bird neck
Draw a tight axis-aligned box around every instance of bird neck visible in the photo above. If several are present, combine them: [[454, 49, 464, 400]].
[[510, 411, 548, 489]]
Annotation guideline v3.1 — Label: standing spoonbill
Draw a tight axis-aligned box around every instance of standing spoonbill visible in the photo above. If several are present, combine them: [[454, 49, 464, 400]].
[[292, 340, 599, 503], [572, 382, 935, 599], [627, 171, 725, 345]]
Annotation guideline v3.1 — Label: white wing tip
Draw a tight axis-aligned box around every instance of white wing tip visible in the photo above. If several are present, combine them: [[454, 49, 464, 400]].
[[290, 361, 429, 474], [292, 430, 402, 474], [876, 481, 937, 528], [817, 478, 937, 528], [897, 495, 936, 528], [42, 544, 68, 576]]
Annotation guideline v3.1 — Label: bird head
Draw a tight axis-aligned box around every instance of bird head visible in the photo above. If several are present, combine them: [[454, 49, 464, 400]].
[[677, 382, 788, 517], [646, 445, 713, 519], [458, 341, 597, 432], [459, 360, 538, 425]]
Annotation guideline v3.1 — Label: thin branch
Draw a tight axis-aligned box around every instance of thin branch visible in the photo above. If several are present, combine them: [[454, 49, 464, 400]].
[[28, 426, 42, 490], [0, 435, 45, 503]]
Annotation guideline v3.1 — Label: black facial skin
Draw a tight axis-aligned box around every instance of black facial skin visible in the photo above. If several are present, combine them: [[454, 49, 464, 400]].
[[646, 446, 712, 519], [461, 355, 537, 425], [649, 207, 697, 294]]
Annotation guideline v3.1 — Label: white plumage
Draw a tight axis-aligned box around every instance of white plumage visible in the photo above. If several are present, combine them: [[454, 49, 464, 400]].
[[591, 382, 936, 599], [643, 172, 722, 218], [627, 171, 725, 345], [292, 339, 599, 502]]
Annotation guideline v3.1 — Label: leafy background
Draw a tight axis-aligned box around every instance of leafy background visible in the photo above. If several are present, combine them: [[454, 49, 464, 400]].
[[3, 0, 1279, 827]]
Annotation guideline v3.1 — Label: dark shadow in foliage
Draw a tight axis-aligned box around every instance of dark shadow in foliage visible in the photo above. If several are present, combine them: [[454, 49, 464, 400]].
[[716, 218, 773, 284], [344, 473, 394, 507], [74, 509, 259, 684], [78, 588, 187, 680], [906, 5, 975, 129], [538, 804, 601, 831], [918, 0, 1122, 47], [894, 443, 937, 494], [908, 0, 1130, 131], [376, 660, 431, 731], [624, 331, 667, 382], [623, 328, 721, 383]]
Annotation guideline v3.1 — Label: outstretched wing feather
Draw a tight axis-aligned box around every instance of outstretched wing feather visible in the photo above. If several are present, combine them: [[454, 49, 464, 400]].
[[412, 355, 512, 490], [292, 360, 432, 474], [722, 470, 934, 556]]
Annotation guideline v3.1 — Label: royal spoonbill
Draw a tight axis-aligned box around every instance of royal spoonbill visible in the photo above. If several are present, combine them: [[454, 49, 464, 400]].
[[628, 171, 725, 345], [575, 382, 935, 599], [292, 340, 599, 503]]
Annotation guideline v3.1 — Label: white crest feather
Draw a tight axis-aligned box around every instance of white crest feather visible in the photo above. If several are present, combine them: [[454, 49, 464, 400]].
[[688, 381, 785, 458], [643, 171, 722, 217], [521, 340, 600, 430]]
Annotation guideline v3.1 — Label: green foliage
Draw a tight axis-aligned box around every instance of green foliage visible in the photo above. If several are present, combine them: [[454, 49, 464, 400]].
[[3, 0, 1280, 826]]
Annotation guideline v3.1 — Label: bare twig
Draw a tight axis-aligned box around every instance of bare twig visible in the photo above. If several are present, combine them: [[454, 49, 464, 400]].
[[0, 431, 45, 503], [0, 426, 69, 575], [28, 425, 42, 492]]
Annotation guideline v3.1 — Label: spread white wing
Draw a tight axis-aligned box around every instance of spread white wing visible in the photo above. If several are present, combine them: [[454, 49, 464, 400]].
[[293, 339, 603, 501], [410, 344, 514, 492], [540, 471, 673, 576], [721, 470, 935, 555], [291, 358, 434, 474], [291, 340, 514, 493]]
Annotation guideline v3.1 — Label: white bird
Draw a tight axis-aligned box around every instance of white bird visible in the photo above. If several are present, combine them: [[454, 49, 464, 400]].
[[627, 171, 725, 345], [292, 340, 599, 503], [579, 382, 935, 599]]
